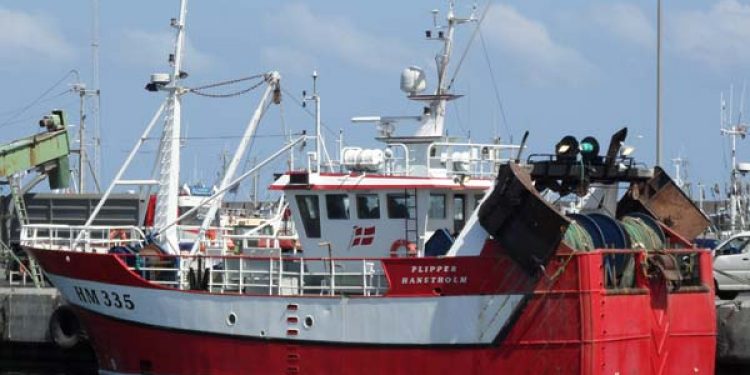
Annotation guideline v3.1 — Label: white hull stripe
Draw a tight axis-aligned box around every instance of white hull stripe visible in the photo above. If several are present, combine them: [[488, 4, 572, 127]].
[[49, 273, 524, 345]]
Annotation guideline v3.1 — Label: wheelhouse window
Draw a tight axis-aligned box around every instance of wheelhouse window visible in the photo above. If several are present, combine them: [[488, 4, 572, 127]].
[[453, 194, 466, 233], [429, 194, 446, 219], [356, 194, 380, 219], [387, 193, 414, 219], [295, 195, 321, 238], [326, 194, 350, 220]]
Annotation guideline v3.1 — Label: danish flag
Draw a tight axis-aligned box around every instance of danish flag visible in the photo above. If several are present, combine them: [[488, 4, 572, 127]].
[[351, 226, 376, 247]]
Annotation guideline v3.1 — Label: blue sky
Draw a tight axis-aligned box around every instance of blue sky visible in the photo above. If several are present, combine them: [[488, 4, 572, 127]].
[[1, 1, 749, 200]]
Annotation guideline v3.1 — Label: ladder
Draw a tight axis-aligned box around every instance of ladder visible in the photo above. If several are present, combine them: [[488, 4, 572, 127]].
[[0, 238, 42, 287], [7, 175, 44, 287], [404, 188, 419, 250], [9, 175, 29, 226]]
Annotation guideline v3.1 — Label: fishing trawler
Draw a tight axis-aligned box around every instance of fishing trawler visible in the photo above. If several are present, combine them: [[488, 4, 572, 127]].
[[21, 1, 716, 374]]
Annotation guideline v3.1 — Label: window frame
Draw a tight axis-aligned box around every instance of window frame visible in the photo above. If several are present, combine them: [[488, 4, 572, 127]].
[[295, 194, 321, 238], [428, 193, 447, 219], [387, 193, 413, 219], [325, 194, 350, 220], [356, 194, 381, 219]]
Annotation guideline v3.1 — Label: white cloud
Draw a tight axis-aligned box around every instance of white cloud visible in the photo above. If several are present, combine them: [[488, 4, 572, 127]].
[[671, 0, 750, 68], [261, 3, 413, 73], [483, 4, 596, 86], [116, 30, 215, 71], [591, 3, 654, 49], [0, 7, 74, 63]]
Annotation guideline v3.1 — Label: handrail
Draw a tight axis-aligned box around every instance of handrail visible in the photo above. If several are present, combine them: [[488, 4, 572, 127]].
[[115, 253, 388, 297], [425, 142, 519, 178], [21, 224, 148, 253]]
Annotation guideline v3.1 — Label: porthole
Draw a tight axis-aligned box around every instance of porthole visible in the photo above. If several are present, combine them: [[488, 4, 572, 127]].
[[303, 315, 314, 329], [226, 312, 237, 326]]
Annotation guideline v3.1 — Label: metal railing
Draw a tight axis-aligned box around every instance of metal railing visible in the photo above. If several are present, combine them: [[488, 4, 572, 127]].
[[21, 224, 387, 296], [384, 143, 411, 176], [21, 224, 147, 253], [118, 254, 388, 297], [426, 142, 521, 178]]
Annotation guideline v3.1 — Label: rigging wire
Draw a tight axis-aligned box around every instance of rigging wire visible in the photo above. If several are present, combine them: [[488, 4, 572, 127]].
[[0, 69, 80, 128], [142, 133, 300, 142], [450, 101, 470, 138], [0, 89, 73, 116], [478, 28, 512, 139], [189, 75, 266, 98], [189, 74, 264, 91], [280, 86, 339, 138], [446, 1, 492, 92], [0, 97, 79, 128]]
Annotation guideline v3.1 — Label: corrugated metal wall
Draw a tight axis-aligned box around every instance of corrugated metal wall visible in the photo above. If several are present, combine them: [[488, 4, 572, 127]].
[[1, 193, 144, 244]]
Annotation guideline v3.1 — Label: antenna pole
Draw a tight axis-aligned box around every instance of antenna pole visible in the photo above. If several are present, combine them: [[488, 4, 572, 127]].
[[315, 72, 321, 173], [304, 71, 322, 172], [78, 88, 86, 192], [72, 83, 98, 193], [91, 0, 101, 191], [656, 0, 663, 167]]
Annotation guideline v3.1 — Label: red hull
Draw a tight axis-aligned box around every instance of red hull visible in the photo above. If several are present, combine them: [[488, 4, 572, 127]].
[[78, 286, 715, 375], [42, 251, 714, 375]]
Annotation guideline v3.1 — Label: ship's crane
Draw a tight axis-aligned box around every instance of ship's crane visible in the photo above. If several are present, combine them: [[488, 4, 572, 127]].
[[0, 110, 71, 287]]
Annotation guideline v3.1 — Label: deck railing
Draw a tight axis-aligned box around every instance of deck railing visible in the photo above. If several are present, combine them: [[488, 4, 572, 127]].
[[21, 224, 147, 253], [119, 254, 388, 297]]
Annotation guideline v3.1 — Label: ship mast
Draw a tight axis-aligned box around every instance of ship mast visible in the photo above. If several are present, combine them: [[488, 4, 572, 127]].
[[154, 0, 188, 251], [721, 86, 748, 233], [415, 2, 474, 138]]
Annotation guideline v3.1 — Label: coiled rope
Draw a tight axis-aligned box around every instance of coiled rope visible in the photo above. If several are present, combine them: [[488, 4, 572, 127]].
[[621, 216, 663, 251], [563, 221, 594, 251]]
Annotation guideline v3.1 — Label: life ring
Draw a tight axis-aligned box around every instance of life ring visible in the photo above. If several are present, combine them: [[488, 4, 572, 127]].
[[390, 239, 417, 258], [49, 305, 82, 349], [198, 230, 218, 252]]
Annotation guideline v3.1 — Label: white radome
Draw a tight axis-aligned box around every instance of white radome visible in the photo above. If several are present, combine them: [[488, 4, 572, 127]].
[[400, 66, 427, 95]]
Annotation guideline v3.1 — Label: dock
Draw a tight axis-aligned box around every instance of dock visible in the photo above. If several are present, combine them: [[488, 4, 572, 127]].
[[0, 271, 60, 343]]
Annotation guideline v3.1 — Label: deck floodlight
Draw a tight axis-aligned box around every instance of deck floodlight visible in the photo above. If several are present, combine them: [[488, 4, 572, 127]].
[[555, 135, 579, 161], [620, 144, 635, 157]]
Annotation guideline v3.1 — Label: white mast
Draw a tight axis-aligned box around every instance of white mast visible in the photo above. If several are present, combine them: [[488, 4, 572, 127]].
[[302, 71, 334, 172], [311, 71, 321, 172], [154, 0, 188, 252], [315, 72, 321, 173], [721, 86, 748, 233], [415, 1, 475, 138]]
